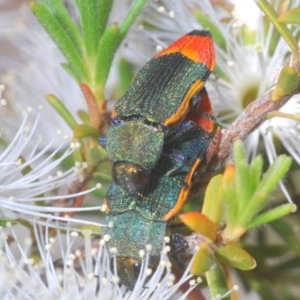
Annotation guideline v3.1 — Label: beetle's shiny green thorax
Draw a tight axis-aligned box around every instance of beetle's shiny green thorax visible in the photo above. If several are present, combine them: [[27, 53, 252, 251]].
[[105, 120, 165, 193]]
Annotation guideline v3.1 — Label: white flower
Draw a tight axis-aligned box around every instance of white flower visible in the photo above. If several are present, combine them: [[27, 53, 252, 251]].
[[0, 2, 84, 144], [0, 84, 102, 225], [0, 222, 203, 300]]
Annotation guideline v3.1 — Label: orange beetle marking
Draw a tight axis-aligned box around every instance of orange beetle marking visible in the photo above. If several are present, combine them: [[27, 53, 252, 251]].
[[155, 33, 215, 72]]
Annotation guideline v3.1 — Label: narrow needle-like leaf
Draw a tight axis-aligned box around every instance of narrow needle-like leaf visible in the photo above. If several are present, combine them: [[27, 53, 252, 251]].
[[247, 204, 296, 229], [97, 0, 113, 38], [47, 94, 77, 129], [76, 0, 99, 59], [31, 1, 88, 81], [256, 0, 298, 53], [119, 0, 148, 41], [41, 0, 83, 52]]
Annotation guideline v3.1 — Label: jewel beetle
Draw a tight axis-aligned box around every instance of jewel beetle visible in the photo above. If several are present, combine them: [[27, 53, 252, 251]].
[[100, 30, 215, 194], [102, 88, 215, 288]]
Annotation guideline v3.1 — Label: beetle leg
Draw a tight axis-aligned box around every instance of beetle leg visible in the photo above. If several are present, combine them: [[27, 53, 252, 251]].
[[168, 120, 197, 143], [169, 233, 189, 270], [98, 136, 107, 149], [111, 117, 120, 126], [164, 149, 186, 177]]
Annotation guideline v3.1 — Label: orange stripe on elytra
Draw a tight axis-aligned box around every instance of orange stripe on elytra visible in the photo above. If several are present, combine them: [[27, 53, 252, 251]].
[[163, 158, 202, 221], [103, 199, 111, 213], [155, 34, 215, 71], [111, 108, 117, 118], [164, 79, 204, 126]]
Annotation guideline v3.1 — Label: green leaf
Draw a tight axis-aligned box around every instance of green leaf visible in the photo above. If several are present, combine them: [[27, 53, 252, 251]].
[[30, 2, 87, 81], [249, 155, 263, 194], [221, 164, 238, 228], [179, 212, 218, 241], [73, 124, 99, 139], [240, 155, 292, 225], [95, 24, 120, 93], [202, 174, 223, 224], [239, 191, 268, 227], [215, 244, 256, 270], [277, 7, 300, 25], [41, 0, 83, 52], [256, 0, 298, 53], [118, 58, 134, 96], [97, 0, 113, 38], [77, 110, 91, 123], [190, 242, 214, 275], [119, 0, 148, 40], [93, 0, 148, 94], [255, 155, 292, 197], [247, 203, 296, 229], [47, 94, 77, 129], [87, 146, 108, 164], [272, 66, 298, 101], [234, 140, 252, 213], [76, 0, 99, 59]]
